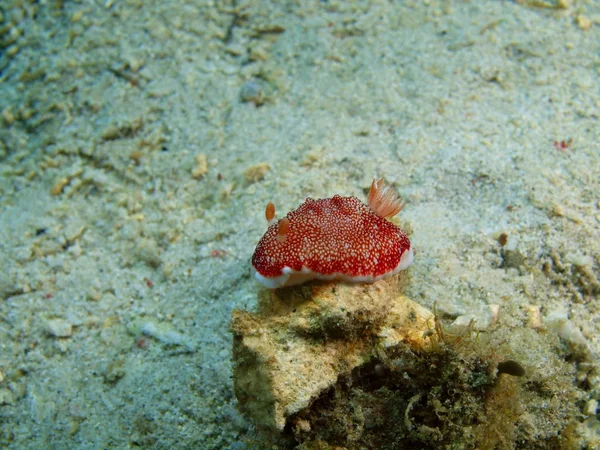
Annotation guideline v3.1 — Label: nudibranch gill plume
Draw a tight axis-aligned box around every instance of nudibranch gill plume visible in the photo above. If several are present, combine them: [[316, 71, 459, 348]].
[[251, 179, 414, 288]]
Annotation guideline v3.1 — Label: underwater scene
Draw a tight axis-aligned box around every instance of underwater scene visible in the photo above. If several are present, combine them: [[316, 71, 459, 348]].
[[0, 1, 599, 448]]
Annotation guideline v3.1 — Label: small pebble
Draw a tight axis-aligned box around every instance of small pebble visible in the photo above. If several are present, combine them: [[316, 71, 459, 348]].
[[135, 237, 162, 268], [501, 236, 525, 270], [523, 304, 543, 329], [451, 304, 499, 330], [87, 287, 103, 302], [244, 162, 270, 183], [104, 359, 126, 383], [576, 15, 592, 31], [71, 10, 84, 22], [50, 177, 70, 195], [240, 79, 269, 105], [192, 153, 208, 179], [45, 318, 73, 337], [584, 399, 598, 416], [0, 388, 15, 405], [141, 321, 195, 351]]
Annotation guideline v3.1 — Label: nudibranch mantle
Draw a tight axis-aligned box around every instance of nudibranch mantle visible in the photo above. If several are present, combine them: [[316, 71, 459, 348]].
[[251, 179, 413, 289]]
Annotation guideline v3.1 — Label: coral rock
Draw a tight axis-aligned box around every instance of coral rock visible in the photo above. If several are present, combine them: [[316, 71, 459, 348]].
[[230, 275, 434, 431]]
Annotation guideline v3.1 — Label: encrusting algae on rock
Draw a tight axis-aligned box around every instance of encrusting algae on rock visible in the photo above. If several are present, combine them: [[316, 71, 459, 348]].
[[231, 276, 434, 432], [231, 180, 583, 449]]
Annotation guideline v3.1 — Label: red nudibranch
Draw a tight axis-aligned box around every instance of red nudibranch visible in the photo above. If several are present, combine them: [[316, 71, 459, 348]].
[[251, 178, 413, 288]]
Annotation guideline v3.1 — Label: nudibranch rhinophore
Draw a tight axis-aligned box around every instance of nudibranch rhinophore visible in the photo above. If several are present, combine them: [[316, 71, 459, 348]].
[[251, 178, 414, 288]]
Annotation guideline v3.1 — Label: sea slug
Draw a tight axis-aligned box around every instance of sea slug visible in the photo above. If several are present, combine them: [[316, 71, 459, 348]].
[[251, 179, 413, 288]]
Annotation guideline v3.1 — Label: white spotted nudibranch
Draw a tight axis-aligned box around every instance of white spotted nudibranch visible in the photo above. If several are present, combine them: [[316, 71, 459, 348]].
[[251, 178, 414, 288]]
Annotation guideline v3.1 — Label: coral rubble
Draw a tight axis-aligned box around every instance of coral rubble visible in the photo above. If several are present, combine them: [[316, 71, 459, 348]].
[[231, 275, 582, 449]]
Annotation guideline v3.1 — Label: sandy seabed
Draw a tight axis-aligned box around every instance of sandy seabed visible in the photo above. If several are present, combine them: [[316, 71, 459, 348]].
[[0, 1, 599, 448]]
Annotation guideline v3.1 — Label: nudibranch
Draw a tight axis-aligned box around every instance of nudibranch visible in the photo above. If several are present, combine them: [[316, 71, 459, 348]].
[[251, 179, 414, 288]]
